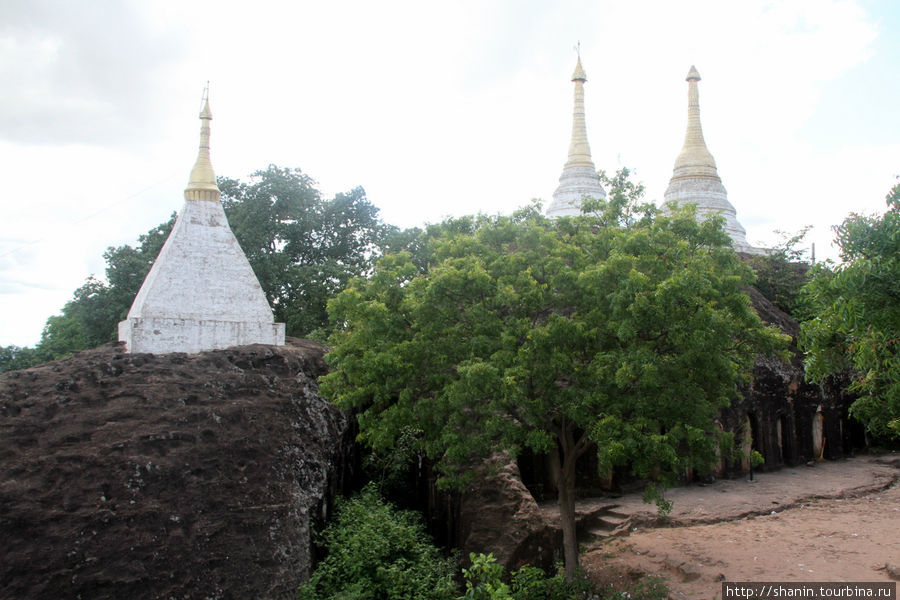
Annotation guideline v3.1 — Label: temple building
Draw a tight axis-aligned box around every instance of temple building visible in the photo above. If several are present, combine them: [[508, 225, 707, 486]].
[[118, 97, 285, 354], [663, 66, 762, 254], [545, 54, 606, 218]]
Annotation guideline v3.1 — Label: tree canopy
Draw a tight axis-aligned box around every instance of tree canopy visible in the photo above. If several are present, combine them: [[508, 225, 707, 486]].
[[220, 165, 394, 337], [321, 179, 788, 579], [746, 226, 813, 319], [801, 181, 900, 441]]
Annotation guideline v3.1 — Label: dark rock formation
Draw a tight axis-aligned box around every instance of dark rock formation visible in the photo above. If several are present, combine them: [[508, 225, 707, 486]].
[[723, 288, 865, 473], [457, 454, 558, 572], [0, 339, 349, 600]]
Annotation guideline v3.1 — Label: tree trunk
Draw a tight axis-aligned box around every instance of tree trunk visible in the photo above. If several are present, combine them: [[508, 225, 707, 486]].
[[551, 446, 579, 581]]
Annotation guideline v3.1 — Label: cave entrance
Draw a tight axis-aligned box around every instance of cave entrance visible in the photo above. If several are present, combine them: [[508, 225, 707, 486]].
[[748, 412, 761, 455], [777, 415, 792, 465]]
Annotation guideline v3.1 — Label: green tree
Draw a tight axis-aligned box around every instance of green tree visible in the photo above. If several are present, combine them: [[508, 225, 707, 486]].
[[0, 215, 176, 372], [801, 182, 900, 440], [299, 484, 457, 600], [747, 226, 813, 318], [0, 345, 42, 372], [220, 165, 395, 338], [321, 193, 787, 579]]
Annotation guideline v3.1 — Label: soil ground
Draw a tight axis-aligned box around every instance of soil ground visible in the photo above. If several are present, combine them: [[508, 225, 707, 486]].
[[579, 455, 900, 598]]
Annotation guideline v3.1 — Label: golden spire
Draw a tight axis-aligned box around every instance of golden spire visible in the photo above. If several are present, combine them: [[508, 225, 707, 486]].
[[563, 49, 595, 170], [184, 87, 221, 202], [671, 66, 719, 180]]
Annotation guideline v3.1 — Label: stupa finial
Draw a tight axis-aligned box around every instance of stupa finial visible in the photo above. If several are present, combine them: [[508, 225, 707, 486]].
[[572, 42, 586, 81], [672, 66, 718, 180], [185, 83, 221, 202], [545, 48, 606, 218], [564, 49, 593, 169]]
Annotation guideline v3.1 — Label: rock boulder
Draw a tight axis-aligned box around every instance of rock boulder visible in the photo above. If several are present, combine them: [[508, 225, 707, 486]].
[[0, 339, 348, 600]]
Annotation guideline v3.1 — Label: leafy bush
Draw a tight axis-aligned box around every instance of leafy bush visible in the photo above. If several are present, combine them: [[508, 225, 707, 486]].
[[747, 226, 812, 318], [461, 553, 512, 600], [461, 553, 591, 600], [460, 553, 669, 600], [298, 484, 457, 600], [510, 564, 591, 600]]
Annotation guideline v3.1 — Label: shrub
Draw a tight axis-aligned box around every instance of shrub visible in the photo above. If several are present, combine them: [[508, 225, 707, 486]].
[[461, 553, 592, 600], [298, 484, 457, 600], [460, 553, 669, 600]]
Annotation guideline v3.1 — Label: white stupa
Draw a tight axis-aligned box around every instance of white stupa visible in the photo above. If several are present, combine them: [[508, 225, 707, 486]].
[[118, 97, 285, 354], [545, 52, 606, 218], [663, 66, 762, 254]]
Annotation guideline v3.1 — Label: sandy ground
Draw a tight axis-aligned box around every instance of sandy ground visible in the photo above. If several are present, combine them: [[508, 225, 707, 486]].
[[580, 455, 900, 599]]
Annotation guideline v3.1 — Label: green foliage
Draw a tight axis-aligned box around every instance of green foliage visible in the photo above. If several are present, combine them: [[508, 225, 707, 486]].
[[585, 167, 655, 227], [800, 181, 900, 441], [750, 449, 765, 468], [220, 165, 397, 338], [359, 424, 424, 506], [459, 553, 666, 600], [298, 484, 457, 600], [322, 171, 788, 578], [509, 564, 591, 600], [0, 345, 42, 372], [747, 226, 813, 318], [718, 431, 739, 467], [460, 553, 591, 600], [641, 483, 673, 517], [461, 553, 512, 600], [0, 215, 175, 372]]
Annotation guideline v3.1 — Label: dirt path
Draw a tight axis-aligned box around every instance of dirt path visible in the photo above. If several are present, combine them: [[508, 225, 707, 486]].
[[580, 455, 900, 598]]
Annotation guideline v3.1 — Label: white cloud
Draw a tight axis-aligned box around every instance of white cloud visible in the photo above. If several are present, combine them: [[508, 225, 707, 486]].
[[0, 0, 187, 144]]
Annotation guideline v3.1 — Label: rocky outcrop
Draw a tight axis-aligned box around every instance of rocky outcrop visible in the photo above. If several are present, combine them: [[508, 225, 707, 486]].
[[723, 288, 864, 473], [0, 339, 349, 600], [457, 454, 558, 571]]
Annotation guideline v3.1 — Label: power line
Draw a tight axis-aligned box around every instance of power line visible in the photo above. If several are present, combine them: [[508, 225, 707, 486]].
[[0, 170, 180, 260]]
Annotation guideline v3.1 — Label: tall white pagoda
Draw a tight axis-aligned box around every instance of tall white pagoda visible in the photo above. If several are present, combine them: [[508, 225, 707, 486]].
[[118, 98, 285, 354], [663, 66, 761, 254], [545, 53, 606, 218]]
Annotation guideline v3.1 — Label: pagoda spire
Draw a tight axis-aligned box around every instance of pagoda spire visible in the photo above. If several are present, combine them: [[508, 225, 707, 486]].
[[563, 52, 595, 170], [664, 66, 760, 254], [671, 66, 718, 180], [118, 91, 285, 354], [184, 88, 221, 202], [545, 48, 605, 219]]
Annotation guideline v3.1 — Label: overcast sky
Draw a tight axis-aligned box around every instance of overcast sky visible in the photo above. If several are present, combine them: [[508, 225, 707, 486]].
[[1, 0, 898, 347]]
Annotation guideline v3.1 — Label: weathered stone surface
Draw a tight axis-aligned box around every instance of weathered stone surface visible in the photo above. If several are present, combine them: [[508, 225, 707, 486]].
[[722, 288, 863, 473], [0, 339, 347, 600], [457, 453, 559, 571]]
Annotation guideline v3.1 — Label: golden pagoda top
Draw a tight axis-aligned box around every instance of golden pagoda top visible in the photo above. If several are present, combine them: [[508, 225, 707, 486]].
[[185, 92, 221, 202], [563, 53, 595, 170], [671, 65, 719, 180]]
